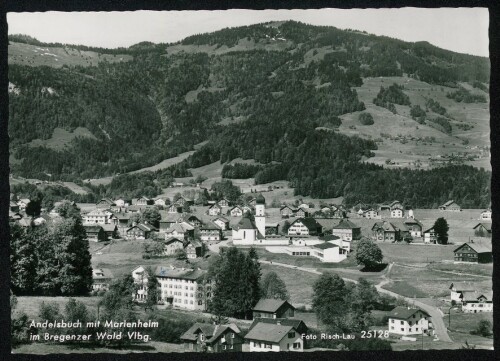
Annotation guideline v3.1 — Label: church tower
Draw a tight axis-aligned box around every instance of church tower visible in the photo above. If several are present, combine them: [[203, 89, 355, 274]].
[[255, 194, 266, 238]]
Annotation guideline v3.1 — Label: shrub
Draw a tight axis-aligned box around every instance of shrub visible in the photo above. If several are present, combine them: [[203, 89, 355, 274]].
[[358, 112, 374, 125], [471, 319, 492, 337]]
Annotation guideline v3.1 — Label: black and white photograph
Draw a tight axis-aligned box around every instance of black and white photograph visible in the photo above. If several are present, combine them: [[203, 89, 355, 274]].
[[5, 6, 493, 354]]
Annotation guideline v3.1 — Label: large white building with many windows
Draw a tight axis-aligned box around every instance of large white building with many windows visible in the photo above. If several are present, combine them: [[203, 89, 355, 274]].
[[387, 307, 432, 336]]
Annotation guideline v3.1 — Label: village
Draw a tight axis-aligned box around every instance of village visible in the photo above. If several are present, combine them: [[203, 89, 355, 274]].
[[9, 187, 493, 352]]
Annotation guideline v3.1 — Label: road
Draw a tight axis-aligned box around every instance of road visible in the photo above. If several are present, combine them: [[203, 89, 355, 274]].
[[259, 260, 453, 343]]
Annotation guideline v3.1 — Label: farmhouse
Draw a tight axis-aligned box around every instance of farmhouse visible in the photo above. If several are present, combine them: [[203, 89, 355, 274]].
[[217, 198, 231, 207], [17, 198, 30, 211], [423, 227, 437, 244], [249, 318, 308, 341], [101, 223, 118, 239], [372, 221, 401, 242], [167, 204, 183, 213], [330, 218, 361, 242], [387, 307, 431, 336], [126, 223, 158, 239], [244, 322, 303, 352], [363, 208, 380, 219], [83, 224, 106, 242], [390, 206, 404, 218], [229, 205, 244, 217], [473, 222, 492, 237], [294, 207, 311, 218], [449, 282, 476, 303], [460, 292, 493, 313], [439, 200, 461, 211], [200, 224, 223, 242], [165, 222, 194, 241], [288, 218, 322, 236], [207, 203, 222, 216], [163, 237, 184, 256], [252, 299, 295, 319], [114, 199, 129, 207], [479, 209, 492, 221], [453, 242, 492, 263], [154, 198, 168, 207], [185, 240, 204, 259], [182, 214, 203, 228], [134, 197, 154, 206], [404, 219, 423, 237], [351, 202, 368, 213], [113, 212, 133, 230], [92, 268, 113, 292], [213, 216, 230, 231], [180, 323, 244, 352], [311, 242, 348, 262], [83, 209, 110, 224], [280, 205, 295, 218]]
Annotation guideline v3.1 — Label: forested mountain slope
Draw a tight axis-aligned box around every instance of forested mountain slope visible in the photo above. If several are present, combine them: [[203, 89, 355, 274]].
[[8, 21, 491, 207]]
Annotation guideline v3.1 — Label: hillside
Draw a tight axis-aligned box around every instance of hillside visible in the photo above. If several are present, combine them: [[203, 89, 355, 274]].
[[7, 21, 491, 207]]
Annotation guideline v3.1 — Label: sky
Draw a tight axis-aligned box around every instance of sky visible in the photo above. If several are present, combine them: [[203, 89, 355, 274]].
[[7, 8, 489, 57]]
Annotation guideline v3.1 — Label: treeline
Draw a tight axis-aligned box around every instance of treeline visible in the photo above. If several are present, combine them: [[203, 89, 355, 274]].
[[221, 163, 263, 179], [446, 87, 488, 103], [373, 83, 411, 113], [428, 117, 453, 134]]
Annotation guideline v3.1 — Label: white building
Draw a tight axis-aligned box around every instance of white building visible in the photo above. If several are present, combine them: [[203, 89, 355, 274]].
[[387, 307, 432, 336], [390, 207, 404, 218], [479, 210, 492, 221], [423, 227, 437, 244], [232, 218, 262, 245], [461, 292, 493, 313], [244, 323, 303, 352], [132, 266, 148, 302], [255, 201, 266, 239], [310, 242, 348, 263], [84, 209, 111, 224]]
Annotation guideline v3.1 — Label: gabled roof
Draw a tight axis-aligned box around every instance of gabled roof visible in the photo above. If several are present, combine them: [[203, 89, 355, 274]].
[[101, 224, 117, 232], [201, 222, 223, 231], [280, 205, 295, 211], [166, 223, 189, 233], [453, 242, 492, 254], [83, 224, 103, 232], [473, 223, 492, 231], [244, 323, 296, 343], [289, 217, 321, 231], [248, 318, 307, 333], [404, 219, 422, 226], [230, 205, 243, 211], [253, 298, 294, 313], [164, 237, 183, 245], [449, 282, 476, 292], [387, 306, 429, 320], [128, 223, 157, 232], [213, 216, 229, 223], [186, 239, 202, 248], [440, 200, 459, 208], [92, 268, 113, 280], [180, 323, 240, 344], [372, 221, 397, 232], [331, 219, 360, 230], [208, 203, 222, 209], [461, 291, 493, 302]]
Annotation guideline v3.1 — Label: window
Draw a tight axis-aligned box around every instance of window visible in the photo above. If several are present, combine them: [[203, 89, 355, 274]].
[[391, 319, 394, 323], [255, 342, 261, 348], [266, 343, 272, 349], [293, 342, 300, 349], [288, 332, 295, 338], [400, 321, 404, 325], [200, 334, 205, 341], [391, 326, 394, 330], [231, 333, 235, 338], [198, 300, 203, 305], [222, 345, 226, 350], [230, 345, 233, 350], [401, 328, 404, 331]]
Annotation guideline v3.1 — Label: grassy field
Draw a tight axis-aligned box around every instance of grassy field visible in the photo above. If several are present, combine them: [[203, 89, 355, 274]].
[[26, 127, 97, 151], [427, 262, 492, 277], [337, 75, 490, 171], [15, 296, 101, 319], [9, 41, 133, 68], [377, 243, 456, 264], [13, 341, 185, 354]]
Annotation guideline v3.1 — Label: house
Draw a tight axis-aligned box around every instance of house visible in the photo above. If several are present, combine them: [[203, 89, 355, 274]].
[[294, 207, 311, 218], [228, 206, 244, 217], [83, 224, 106, 242], [92, 268, 113, 292], [387, 307, 432, 336], [453, 242, 492, 263], [155, 266, 211, 310], [311, 242, 348, 262], [135, 196, 154, 206], [248, 318, 309, 342], [131, 266, 148, 302], [265, 223, 279, 236], [287, 218, 322, 236], [154, 198, 168, 207], [159, 213, 184, 232], [9, 201, 19, 212], [330, 219, 361, 242], [164, 237, 184, 256], [217, 198, 230, 207], [167, 204, 183, 213], [473, 222, 492, 237], [372, 221, 401, 242], [389, 201, 403, 210], [175, 196, 194, 207], [439, 200, 461, 211], [17, 198, 30, 211], [280, 205, 296, 218], [114, 212, 134, 231], [479, 209, 492, 221], [33, 216, 47, 226], [449, 282, 476, 303], [114, 199, 129, 207], [213, 217, 230, 231], [253, 299, 295, 319], [423, 227, 437, 244], [390, 206, 404, 218], [232, 218, 264, 245], [83, 209, 110, 224], [185, 240, 204, 259], [96, 198, 115, 209], [460, 292, 493, 313], [182, 214, 203, 228], [404, 219, 423, 237], [207, 203, 222, 216], [126, 223, 158, 239], [244, 322, 303, 352], [101, 224, 118, 239], [351, 202, 368, 213], [248, 198, 257, 207], [181, 323, 243, 352], [200, 224, 223, 242], [363, 209, 379, 219], [165, 222, 195, 241]]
